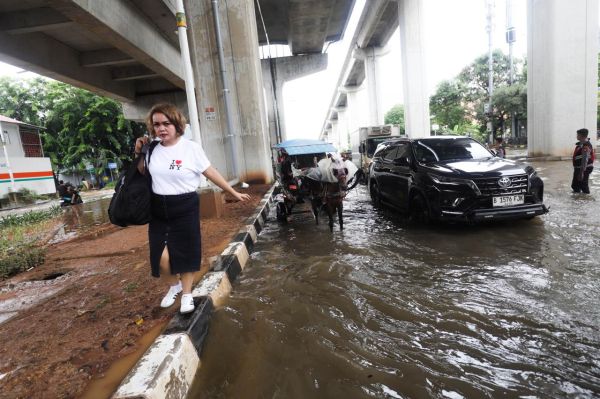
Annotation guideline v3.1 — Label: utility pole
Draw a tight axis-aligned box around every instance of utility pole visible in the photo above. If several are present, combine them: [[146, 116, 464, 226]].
[[505, 0, 518, 141], [486, 0, 495, 144], [174, 0, 202, 147]]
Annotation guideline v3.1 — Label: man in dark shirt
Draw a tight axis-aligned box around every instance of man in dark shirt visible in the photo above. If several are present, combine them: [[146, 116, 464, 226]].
[[57, 180, 68, 197], [572, 128, 595, 194]]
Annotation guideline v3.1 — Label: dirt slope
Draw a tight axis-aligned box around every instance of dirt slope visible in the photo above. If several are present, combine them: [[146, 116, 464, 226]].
[[0, 184, 269, 399]]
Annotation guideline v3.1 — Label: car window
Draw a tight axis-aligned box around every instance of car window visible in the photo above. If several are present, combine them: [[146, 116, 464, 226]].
[[394, 144, 408, 161], [414, 142, 439, 163], [413, 138, 491, 162], [383, 146, 399, 161], [367, 137, 392, 157]]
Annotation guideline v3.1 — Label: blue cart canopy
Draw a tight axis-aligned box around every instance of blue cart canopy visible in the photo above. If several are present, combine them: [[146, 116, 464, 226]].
[[274, 139, 337, 156]]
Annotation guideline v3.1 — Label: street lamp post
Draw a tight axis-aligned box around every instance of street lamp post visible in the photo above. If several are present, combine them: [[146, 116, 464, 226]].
[[486, 0, 495, 144], [506, 0, 518, 141]]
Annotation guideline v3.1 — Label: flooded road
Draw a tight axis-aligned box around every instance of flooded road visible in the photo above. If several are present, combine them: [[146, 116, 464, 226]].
[[54, 196, 112, 240], [191, 161, 600, 398]]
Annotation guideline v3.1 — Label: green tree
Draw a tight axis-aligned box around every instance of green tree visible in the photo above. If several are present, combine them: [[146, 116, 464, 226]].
[[429, 79, 468, 132], [42, 81, 144, 181], [0, 76, 144, 182], [458, 50, 513, 139], [492, 83, 527, 137], [0, 77, 48, 126], [458, 49, 512, 101], [384, 104, 406, 134]]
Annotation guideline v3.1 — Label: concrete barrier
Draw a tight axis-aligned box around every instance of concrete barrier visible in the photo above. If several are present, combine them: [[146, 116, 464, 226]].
[[112, 184, 275, 399]]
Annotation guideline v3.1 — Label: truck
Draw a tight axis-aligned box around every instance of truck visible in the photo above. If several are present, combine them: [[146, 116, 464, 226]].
[[349, 125, 401, 183]]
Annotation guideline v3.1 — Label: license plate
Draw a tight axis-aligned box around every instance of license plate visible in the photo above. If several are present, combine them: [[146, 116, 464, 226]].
[[493, 194, 524, 207]]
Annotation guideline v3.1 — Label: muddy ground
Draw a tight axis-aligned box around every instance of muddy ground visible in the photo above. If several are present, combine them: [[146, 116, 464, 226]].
[[0, 184, 270, 399]]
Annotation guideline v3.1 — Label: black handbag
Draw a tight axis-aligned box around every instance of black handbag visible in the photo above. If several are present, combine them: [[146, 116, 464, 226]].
[[108, 141, 159, 227]]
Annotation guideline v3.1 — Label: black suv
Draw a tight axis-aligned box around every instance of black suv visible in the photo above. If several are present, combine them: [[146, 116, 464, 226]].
[[368, 137, 548, 222]]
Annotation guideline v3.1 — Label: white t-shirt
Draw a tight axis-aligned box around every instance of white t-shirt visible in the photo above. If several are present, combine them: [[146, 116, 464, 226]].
[[147, 137, 211, 195]]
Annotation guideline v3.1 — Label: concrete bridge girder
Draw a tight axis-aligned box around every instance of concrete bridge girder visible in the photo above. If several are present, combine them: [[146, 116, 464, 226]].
[[262, 53, 328, 145], [0, 0, 356, 181], [256, 0, 355, 55]]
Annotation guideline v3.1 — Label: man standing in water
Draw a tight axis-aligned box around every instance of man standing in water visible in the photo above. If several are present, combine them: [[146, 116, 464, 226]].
[[571, 128, 595, 194]]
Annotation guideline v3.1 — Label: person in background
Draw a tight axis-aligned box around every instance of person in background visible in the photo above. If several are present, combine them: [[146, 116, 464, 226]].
[[57, 180, 68, 198], [493, 137, 506, 158], [572, 128, 595, 194], [135, 103, 250, 314]]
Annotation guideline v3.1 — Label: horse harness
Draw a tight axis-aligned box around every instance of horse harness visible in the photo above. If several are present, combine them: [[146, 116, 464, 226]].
[[322, 182, 346, 204]]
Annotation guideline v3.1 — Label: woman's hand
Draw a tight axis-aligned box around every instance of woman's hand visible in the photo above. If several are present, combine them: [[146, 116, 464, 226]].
[[232, 191, 251, 202], [134, 136, 150, 155]]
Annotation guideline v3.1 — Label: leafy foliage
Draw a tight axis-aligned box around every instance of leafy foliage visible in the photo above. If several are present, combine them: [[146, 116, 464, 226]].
[[0, 77, 48, 127], [383, 104, 406, 134], [0, 77, 145, 181], [428, 49, 527, 142], [429, 80, 468, 132]]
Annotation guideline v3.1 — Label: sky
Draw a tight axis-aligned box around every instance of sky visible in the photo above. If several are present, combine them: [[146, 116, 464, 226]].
[[284, 0, 529, 139], [0, 0, 544, 139]]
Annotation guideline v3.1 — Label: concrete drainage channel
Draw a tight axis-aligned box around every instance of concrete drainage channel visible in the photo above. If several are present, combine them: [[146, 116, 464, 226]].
[[112, 185, 275, 399]]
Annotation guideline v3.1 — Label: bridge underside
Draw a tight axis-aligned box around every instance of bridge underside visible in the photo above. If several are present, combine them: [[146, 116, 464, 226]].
[[255, 0, 355, 54], [0, 0, 355, 103]]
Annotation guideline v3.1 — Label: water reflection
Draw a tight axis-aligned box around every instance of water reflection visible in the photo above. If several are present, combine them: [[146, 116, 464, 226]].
[[61, 197, 112, 233], [190, 161, 600, 398]]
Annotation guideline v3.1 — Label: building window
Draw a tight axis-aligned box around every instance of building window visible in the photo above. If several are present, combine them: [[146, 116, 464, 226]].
[[19, 127, 43, 157], [1, 130, 9, 144]]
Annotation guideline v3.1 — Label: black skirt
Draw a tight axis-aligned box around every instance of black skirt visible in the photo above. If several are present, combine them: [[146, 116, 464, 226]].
[[148, 192, 200, 277]]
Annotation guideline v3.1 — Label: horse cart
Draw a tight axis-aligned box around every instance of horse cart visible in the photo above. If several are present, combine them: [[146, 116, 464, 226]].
[[273, 139, 358, 231]]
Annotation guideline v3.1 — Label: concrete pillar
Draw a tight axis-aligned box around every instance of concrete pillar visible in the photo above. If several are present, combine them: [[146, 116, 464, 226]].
[[527, 0, 598, 157], [336, 106, 350, 151], [398, 0, 431, 138], [186, 0, 272, 183], [353, 47, 389, 126], [330, 119, 340, 150], [261, 54, 327, 145], [343, 85, 365, 138]]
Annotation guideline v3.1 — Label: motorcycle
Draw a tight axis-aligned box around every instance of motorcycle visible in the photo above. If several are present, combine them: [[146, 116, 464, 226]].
[[60, 185, 83, 207]]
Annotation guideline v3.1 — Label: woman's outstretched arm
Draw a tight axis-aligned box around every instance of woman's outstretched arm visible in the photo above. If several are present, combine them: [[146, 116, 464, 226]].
[[202, 166, 251, 201]]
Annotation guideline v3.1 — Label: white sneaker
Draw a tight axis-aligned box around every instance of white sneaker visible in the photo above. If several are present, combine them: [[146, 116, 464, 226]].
[[160, 282, 182, 308], [180, 293, 195, 314]]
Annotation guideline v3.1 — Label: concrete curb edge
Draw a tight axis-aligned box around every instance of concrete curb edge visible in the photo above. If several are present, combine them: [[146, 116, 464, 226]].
[[112, 184, 276, 398]]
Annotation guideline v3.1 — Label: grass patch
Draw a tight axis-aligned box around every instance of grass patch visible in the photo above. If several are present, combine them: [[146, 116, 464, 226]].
[[0, 206, 63, 229], [0, 247, 46, 279], [0, 206, 64, 279]]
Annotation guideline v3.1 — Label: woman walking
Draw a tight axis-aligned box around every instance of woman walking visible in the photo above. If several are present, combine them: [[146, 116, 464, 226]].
[[135, 103, 250, 314]]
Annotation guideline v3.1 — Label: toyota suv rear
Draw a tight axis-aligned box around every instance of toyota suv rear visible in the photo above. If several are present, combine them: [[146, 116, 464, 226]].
[[368, 137, 548, 222]]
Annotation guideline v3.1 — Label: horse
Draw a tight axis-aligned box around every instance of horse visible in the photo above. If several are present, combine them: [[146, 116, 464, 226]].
[[304, 154, 350, 232]]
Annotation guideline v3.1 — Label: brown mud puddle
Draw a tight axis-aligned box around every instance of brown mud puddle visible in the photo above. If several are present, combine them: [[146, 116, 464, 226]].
[[0, 184, 269, 398]]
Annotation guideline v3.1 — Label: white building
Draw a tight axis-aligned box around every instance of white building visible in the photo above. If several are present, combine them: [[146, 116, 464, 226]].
[[0, 115, 55, 198]]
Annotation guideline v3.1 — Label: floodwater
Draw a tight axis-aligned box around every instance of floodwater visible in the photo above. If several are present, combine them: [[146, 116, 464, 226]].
[[190, 161, 600, 398], [55, 196, 112, 239]]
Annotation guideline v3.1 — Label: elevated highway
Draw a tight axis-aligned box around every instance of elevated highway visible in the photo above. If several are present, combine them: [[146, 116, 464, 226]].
[[321, 0, 598, 158], [0, 0, 355, 182]]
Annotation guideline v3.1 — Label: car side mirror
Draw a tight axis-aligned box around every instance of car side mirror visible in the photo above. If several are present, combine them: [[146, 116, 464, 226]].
[[490, 148, 498, 157]]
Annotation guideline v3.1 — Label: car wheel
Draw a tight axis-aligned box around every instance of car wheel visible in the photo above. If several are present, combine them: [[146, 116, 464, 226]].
[[370, 181, 381, 207], [409, 193, 431, 224]]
